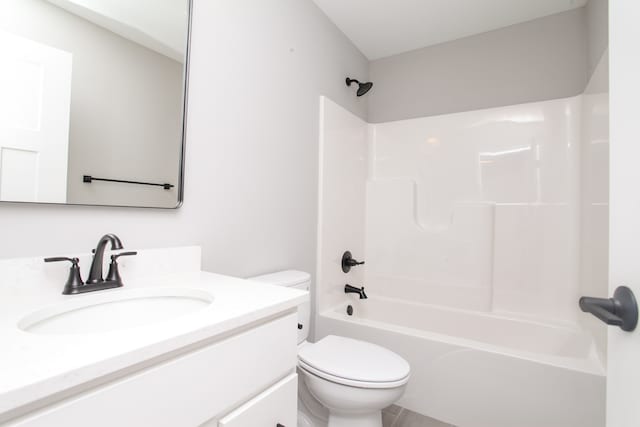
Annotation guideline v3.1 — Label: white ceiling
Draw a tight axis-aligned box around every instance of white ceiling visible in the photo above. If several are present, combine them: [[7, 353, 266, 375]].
[[312, 0, 589, 60], [46, 0, 189, 62]]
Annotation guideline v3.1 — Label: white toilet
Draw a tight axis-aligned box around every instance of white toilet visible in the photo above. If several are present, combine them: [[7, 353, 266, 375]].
[[249, 270, 410, 427]]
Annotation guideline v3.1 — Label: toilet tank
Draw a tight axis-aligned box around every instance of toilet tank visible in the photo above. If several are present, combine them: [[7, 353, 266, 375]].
[[248, 270, 310, 344]]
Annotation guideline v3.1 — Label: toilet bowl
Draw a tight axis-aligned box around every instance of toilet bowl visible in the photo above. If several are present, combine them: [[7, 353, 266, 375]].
[[298, 335, 409, 427], [249, 271, 410, 427]]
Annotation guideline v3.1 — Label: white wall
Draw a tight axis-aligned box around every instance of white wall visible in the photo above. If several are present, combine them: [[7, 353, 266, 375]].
[[0, 0, 368, 285], [586, 0, 609, 78], [46, 0, 189, 61]]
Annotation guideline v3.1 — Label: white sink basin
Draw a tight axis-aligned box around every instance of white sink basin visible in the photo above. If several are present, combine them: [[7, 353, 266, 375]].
[[18, 287, 214, 335]]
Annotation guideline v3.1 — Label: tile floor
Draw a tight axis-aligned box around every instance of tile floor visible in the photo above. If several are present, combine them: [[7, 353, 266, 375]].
[[382, 405, 456, 427]]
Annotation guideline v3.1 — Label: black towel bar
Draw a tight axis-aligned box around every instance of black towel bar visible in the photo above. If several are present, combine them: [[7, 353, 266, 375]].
[[83, 175, 174, 190]]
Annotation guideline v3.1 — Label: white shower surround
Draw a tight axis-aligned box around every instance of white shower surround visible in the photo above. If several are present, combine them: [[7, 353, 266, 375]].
[[315, 55, 608, 426], [366, 97, 582, 323]]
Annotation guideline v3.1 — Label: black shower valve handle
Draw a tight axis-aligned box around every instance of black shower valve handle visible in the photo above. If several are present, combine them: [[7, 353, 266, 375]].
[[342, 251, 365, 273]]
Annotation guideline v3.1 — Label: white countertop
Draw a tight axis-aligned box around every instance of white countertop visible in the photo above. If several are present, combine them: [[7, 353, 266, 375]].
[[0, 247, 308, 421]]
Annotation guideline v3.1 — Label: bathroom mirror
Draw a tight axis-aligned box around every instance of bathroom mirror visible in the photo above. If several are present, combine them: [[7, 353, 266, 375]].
[[0, 0, 191, 208]]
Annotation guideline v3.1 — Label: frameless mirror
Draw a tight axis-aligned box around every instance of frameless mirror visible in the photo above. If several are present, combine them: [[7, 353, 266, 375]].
[[0, 0, 190, 208]]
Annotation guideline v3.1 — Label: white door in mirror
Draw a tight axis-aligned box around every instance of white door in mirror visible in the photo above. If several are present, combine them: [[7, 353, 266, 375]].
[[0, 31, 71, 203]]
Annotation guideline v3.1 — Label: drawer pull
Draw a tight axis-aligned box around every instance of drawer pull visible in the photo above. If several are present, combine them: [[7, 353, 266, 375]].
[[277, 424, 285, 427]]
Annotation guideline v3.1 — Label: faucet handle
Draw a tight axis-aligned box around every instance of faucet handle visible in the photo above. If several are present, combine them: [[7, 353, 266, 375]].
[[44, 257, 85, 295], [105, 251, 137, 284], [44, 256, 79, 264], [112, 251, 138, 260]]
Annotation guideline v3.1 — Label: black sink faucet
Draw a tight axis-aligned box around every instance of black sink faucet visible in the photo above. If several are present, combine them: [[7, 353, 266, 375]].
[[87, 234, 123, 284], [45, 233, 137, 295], [345, 284, 368, 299]]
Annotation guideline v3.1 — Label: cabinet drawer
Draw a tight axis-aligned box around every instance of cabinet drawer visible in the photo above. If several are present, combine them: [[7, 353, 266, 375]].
[[219, 374, 297, 427]]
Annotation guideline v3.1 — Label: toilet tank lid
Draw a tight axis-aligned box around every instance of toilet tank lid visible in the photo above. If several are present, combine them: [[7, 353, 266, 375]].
[[248, 270, 310, 287]]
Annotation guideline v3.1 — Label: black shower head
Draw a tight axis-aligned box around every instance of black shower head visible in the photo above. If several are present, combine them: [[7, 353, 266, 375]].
[[346, 77, 373, 97], [357, 81, 373, 96]]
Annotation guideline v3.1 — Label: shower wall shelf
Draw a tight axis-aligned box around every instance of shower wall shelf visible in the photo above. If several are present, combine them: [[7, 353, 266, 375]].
[[82, 175, 174, 190]]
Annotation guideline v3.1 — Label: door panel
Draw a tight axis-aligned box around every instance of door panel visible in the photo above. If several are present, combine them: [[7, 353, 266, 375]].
[[0, 31, 71, 203], [0, 148, 38, 201], [608, 2, 640, 426]]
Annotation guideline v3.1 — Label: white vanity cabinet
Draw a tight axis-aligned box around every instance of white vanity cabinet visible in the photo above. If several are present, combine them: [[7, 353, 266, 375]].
[[217, 374, 297, 427], [5, 313, 298, 427]]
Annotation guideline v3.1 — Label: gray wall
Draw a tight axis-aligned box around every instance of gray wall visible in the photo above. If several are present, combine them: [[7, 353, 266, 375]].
[[0, 0, 184, 208], [586, 0, 609, 78], [367, 6, 606, 123], [0, 0, 368, 283]]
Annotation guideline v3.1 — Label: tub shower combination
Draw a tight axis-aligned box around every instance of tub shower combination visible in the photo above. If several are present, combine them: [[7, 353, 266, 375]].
[[315, 63, 609, 427], [318, 297, 603, 427]]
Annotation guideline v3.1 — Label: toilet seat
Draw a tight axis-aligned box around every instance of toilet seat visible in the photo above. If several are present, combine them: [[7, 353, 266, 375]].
[[297, 335, 410, 389], [298, 360, 409, 389]]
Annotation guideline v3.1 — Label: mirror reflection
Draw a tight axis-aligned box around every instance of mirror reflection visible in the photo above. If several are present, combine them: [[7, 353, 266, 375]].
[[0, 0, 189, 208]]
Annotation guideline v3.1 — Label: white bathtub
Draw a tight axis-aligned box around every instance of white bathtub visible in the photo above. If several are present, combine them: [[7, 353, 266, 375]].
[[316, 297, 605, 427]]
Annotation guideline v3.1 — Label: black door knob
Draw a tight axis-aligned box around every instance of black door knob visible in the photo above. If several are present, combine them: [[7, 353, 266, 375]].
[[579, 286, 638, 331]]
